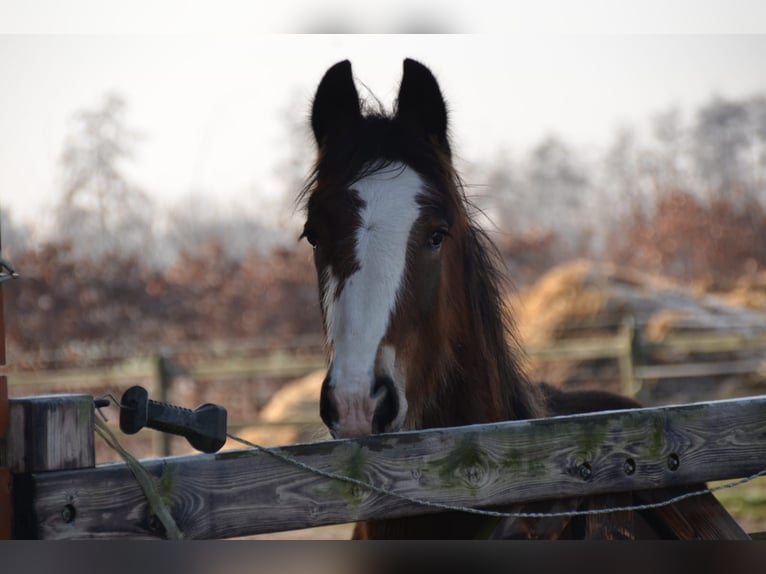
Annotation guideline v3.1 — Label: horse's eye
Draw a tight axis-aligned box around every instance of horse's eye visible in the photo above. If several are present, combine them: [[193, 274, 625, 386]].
[[301, 228, 319, 249], [427, 228, 450, 250]]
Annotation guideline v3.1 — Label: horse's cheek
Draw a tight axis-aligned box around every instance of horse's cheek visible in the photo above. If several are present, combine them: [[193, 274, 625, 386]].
[[412, 250, 442, 322]]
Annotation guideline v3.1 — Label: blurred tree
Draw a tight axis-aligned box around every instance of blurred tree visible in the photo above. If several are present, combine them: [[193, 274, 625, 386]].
[[161, 193, 282, 264], [648, 107, 691, 196], [55, 93, 153, 260], [273, 89, 315, 233], [692, 96, 751, 198], [0, 208, 29, 257], [483, 137, 590, 240], [603, 127, 640, 203], [479, 148, 522, 231], [744, 95, 766, 194], [594, 126, 646, 253], [524, 135, 592, 252], [608, 189, 766, 289]]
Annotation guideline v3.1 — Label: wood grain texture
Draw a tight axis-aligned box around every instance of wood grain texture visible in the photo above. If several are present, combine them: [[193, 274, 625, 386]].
[[585, 493, 635, 540], [635, 489, 749, 539], [0, 376, 7, 439], [0, 394, 95, 473], [25, 395, 766, 539], [0, 273, 5, 367], [488, 497, 582, 539]]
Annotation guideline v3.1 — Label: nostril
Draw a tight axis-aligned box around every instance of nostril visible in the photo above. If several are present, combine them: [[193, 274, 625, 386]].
[[319, 375, 338, 433], [372, 376, 399, 434]]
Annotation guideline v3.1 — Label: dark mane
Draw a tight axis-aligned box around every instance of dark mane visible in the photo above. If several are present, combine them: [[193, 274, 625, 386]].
[[299, 111, 451, 211], [457, 219, 546, 421]]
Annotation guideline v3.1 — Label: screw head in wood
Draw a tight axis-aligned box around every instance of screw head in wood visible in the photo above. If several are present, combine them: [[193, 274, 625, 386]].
[[61, 504, 76, 523], [667, 453, 680, 471]]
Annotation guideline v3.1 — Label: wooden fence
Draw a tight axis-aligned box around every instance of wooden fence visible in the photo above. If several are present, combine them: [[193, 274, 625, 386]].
[[3, 318, 764, 464], [1, 392, 764, 539], [527, 318, 766, 396], [7, 318, 765, 411]]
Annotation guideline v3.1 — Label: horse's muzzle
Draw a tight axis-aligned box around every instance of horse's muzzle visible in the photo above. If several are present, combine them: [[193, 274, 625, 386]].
[[320, 374, 399, 438]]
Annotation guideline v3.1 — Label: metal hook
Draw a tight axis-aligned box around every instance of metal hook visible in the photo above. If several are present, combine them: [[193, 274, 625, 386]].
[[93, 393, 121, 422], [0, 256, 18, 284]]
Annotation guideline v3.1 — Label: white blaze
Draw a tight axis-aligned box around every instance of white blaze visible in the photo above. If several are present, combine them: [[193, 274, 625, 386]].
[[325, 163, 423, 401]]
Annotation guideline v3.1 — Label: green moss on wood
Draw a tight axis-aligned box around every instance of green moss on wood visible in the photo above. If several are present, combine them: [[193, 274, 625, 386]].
[[312, 444, 369, 509], [77, 397, 93, 424], [158, 464, 175, 509]]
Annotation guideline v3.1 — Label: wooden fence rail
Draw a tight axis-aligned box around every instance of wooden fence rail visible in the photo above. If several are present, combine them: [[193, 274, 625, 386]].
[[3, 393, 766, 539], [3, 321, 764, 460], [525, 319, 766, 396], [5, 354, 327, 389], [7, 320, 765, 399]]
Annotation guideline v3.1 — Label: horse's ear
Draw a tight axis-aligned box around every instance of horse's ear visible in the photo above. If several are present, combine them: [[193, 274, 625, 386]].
[[311, 60, 361, 147], [395, 58, 450, 153]]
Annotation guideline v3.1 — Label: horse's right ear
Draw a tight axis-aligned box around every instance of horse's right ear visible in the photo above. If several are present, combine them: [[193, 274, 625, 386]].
[[311, 60, 361, 147], [395, 58, 450, 154]]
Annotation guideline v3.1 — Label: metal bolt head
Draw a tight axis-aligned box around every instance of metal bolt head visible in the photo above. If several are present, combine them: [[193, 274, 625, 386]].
[[147, 513, 163, 533], [624, 458, 636, 475], [667, 453, 680, 471], [578, 463, 593, 481], [61, 504, 76, 523]]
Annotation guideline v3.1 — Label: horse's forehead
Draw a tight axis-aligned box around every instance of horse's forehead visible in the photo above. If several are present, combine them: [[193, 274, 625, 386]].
[[320, 163, 425, 289], [311, 165, 428, 243], [353, 165, 425, 220]]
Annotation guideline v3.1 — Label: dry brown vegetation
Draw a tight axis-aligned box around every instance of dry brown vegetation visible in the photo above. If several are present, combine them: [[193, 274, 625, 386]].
[[608, 189, 766, 291], [7, 188, 766, 371], [4, 240, 320, 369]]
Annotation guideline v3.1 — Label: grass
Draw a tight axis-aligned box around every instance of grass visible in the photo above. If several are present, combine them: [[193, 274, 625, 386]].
[[713, 475, 766, 535]]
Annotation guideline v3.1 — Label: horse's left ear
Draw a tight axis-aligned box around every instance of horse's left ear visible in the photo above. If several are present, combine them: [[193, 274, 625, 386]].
[[395, 58, 450, 154], [311, 60, 362, 147]]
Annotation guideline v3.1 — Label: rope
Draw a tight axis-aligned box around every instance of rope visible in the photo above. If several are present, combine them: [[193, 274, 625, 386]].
[[226, 431, 766, 520], [94, 417, 183, 539]]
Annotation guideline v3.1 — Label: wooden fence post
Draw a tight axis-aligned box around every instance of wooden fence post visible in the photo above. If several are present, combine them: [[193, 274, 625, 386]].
[[1, 223, 10, 539], [0, 394, 95, 538], [155, 350, 174, 457], [0, 378, 8, 540], [618, 316, 639, 397]]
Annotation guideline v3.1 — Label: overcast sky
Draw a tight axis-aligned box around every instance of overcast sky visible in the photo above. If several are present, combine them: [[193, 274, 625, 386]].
[[1, 4, 766, 230]]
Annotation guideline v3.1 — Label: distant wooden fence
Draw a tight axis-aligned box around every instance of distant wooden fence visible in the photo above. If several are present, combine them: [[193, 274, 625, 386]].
[[526, 318, 766, 396], [8, 320, 766, 397], [1, 392, 763, 539], [4, 320, 765, 458], [7, 334, 327, 389]]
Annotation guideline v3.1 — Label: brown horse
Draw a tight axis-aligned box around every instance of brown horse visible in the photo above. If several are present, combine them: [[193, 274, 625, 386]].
[[298, 59, 686, 539]]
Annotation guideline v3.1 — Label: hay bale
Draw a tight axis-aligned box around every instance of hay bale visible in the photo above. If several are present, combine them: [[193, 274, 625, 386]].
[[515, 259, 766, 349], [513, 259, 670, 348], [513, 259, 766, 397], [223, 370, 329, 449], [720, 271, 766, 311], [512, 260, 612, 348]]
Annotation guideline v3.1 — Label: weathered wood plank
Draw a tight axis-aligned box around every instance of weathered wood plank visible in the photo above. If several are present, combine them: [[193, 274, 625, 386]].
[[647, 332, 766, 355], [0, 394, 95, 473], [6, 355, 325, 389], [0, 376, 7, 439], [585, 494, 635, 540], [526, 337, 627, 361], [635, 360, 764, 381], [25, 396, 766, 539], [635, 490, 750, 540], [488, 497, 582, 539], [0, 263, 5, 368]]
